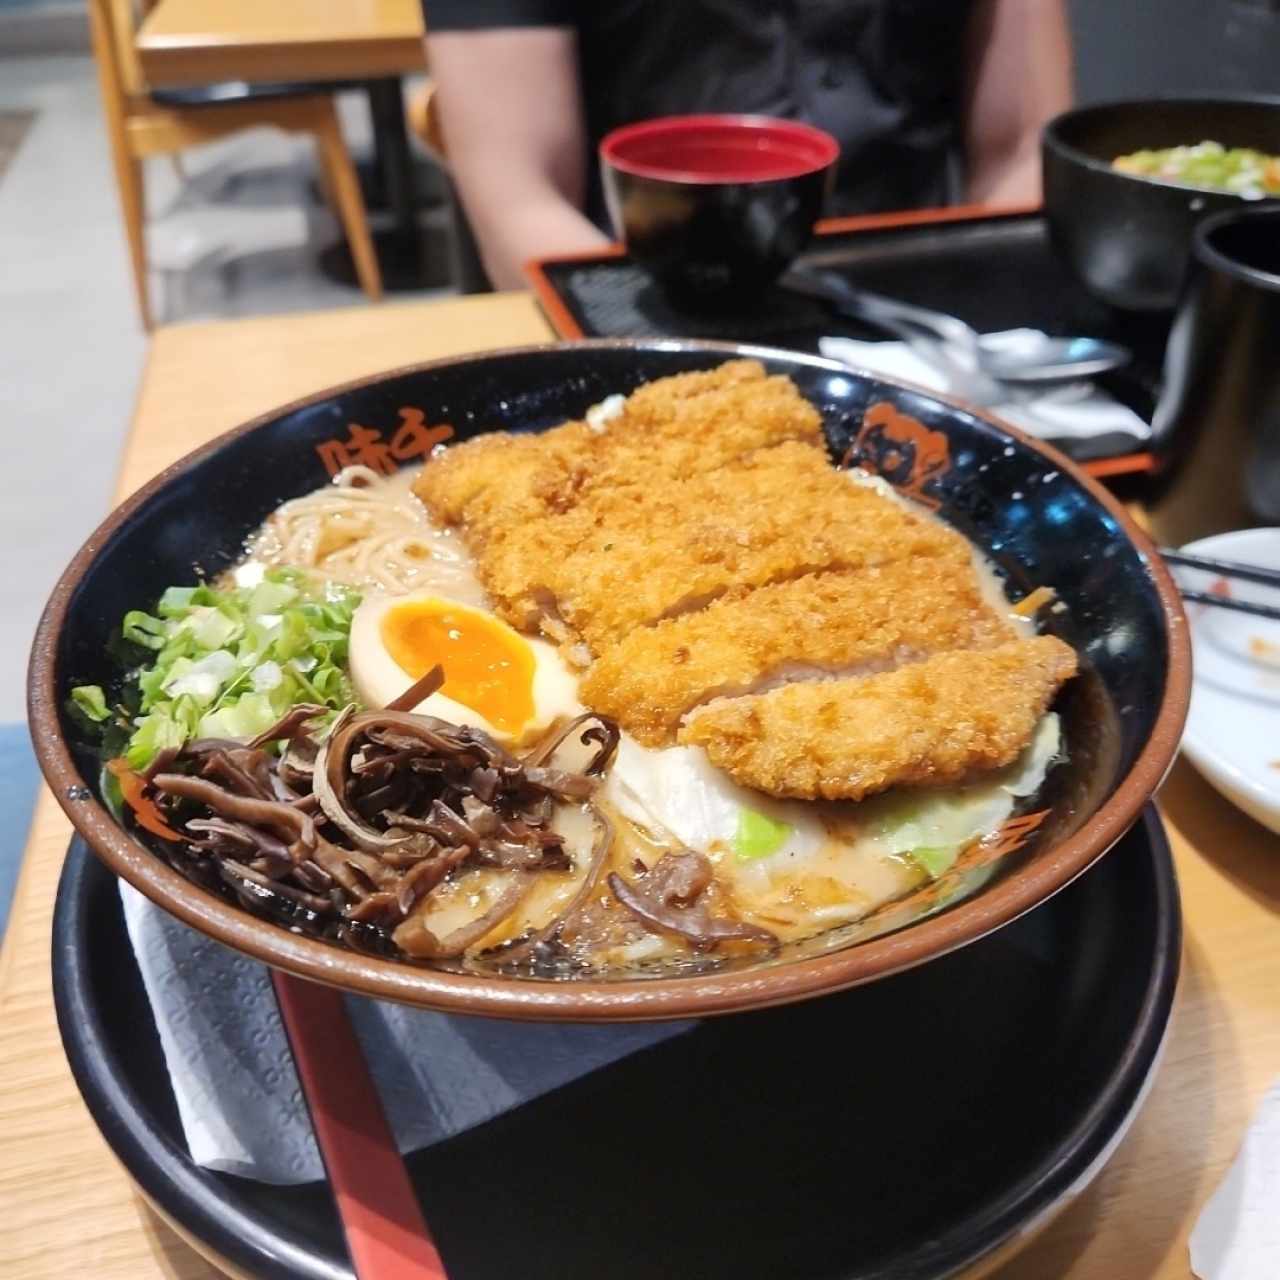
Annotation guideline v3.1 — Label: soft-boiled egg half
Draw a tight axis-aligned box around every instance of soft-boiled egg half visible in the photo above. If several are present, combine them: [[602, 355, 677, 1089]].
[[349, 591, 582, 743]]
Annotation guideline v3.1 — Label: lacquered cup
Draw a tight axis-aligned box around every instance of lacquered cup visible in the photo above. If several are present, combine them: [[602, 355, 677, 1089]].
[[1149, 206, 1280, 545], [600, 114, 838, 307]]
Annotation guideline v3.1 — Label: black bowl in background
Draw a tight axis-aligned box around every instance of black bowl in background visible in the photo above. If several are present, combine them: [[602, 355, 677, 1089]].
[[600, 114, 837, 307], [1042, 96, 1280, 311]]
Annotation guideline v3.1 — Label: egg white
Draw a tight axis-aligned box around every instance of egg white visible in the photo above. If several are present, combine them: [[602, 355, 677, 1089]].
[[348, 590, 583, 743]]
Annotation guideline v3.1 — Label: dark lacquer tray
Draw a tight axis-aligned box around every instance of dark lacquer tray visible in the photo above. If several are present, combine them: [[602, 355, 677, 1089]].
[[52, 807, 1178, 1280], [526, 208, 1175, 476]]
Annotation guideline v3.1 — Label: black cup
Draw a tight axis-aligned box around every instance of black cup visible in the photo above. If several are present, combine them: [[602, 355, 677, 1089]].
[[600, 114, 837, 308], [1149, 206, 1280, 544]]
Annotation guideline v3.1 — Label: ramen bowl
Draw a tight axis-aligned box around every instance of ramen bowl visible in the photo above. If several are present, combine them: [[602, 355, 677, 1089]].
[[29, 340, 1189, 1020]]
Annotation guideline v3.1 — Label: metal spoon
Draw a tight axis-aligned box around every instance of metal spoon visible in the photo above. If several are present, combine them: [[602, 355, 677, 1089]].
[[782, 266, 1132, 387], [978, 335, 1132, 384]]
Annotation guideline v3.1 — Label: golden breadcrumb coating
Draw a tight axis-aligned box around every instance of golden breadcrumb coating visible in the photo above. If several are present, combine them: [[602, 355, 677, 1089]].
[[580, 564, 1018, 745], [589, 359, 823, 492], [411, 359, 822, 541], [412, 360, 1078, 803], [515, 442, 970, 651], [408, 430, 519, 526], [411, 425, 596, 542], [679, 637, 1077, 800]]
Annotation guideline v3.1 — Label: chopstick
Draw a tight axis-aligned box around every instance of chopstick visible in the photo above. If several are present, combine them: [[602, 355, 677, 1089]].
[[272, 972, 450, 1280], [1160, 547, 1280, 589], [1160, 546, 1280, 622], [1178, 590, 1280, 622]]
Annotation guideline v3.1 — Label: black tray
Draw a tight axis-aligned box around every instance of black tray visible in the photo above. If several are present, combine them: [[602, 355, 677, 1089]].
[[527, 211, 1174, 472], [52, 807, 1178, 1280]]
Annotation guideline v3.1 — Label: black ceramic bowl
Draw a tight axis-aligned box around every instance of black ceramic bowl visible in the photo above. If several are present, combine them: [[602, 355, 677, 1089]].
[[29, 341, 1189, 1021], [1042, 95, 1280, 311], [600, 114, 837, 305]]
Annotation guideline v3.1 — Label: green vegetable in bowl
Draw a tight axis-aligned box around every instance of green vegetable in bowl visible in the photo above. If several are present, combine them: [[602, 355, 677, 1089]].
[[69, 685, 111, 723], [1112, 141, 1280, 198], [733, 807, 794, 861], [909, 845, 962, 879], [862, 713, 1063, 881], [71, 568, 360, 770]]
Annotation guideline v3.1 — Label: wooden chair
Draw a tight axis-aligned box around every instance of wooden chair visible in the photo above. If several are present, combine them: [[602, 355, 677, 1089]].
[[406, 81, 446, 163], [88, 0, 382, 329]]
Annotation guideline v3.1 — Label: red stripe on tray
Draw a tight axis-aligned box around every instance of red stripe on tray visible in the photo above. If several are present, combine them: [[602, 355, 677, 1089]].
[[272, 972, 449, 1280]]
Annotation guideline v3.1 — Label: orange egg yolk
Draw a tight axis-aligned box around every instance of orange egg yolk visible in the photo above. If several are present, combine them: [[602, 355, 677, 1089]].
[[380, 601, 535, 735]]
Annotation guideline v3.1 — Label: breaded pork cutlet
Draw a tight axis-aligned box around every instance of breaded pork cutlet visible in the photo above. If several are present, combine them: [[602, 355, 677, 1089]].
[[583, 360, 823, 492], [410, 424, 596, 541], [411, 360, 822, 541], [580, 564, 1018, 745], [680, 636, 1077, 801], [481, 441, 971, 650], [413, 360, 1077, 805]]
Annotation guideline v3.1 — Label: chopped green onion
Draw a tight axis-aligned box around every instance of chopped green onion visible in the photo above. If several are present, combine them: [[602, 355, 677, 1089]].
[[910, 845, 961, 879], [1113, 142, 1280, 196], [122, 610, 168, 650], [732, 807, 793, 861], [185, 607, 240, 650], [69, 685, 110, 722], [196, 691, 281, 741], [157, 586, 197, 617], [125, 708, 191, 770], [94, 570, 361, 769], [248, 579, 299, 618]]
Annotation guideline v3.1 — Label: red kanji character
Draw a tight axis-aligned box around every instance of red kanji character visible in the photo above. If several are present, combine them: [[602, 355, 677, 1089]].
[[388, 407, 455, 463], [314, 423, 395, 478]]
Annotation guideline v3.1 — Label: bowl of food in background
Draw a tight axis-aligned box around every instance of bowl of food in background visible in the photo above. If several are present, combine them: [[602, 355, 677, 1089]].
[[600, 115, 838, 307], [29, 341, 1188, 1021], [1042, 96, 1280, 311]]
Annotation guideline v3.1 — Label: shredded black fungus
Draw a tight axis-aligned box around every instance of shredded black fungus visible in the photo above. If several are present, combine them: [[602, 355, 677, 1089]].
[[144, 679, 621, 961], [608, 854, 779, 951]]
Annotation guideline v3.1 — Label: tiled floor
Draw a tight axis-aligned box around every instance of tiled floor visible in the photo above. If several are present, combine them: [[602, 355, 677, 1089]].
[[0, 54, 452, 931], [0, 108, 36, 174]]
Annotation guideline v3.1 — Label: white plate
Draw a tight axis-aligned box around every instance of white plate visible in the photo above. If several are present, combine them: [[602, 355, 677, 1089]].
[[1175, 528, 1280, 834]]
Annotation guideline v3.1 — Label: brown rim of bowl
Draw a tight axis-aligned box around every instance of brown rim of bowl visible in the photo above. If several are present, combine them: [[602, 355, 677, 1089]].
[[28, 338, 1192, 1022]]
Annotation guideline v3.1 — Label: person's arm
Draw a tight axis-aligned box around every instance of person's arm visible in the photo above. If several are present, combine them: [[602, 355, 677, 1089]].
[[962, 0, 1073, 206], [427, 27, 610, 290]]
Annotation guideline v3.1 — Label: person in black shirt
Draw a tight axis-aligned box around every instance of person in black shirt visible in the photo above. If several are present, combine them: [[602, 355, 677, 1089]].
[[422, 1, 1072, 289]]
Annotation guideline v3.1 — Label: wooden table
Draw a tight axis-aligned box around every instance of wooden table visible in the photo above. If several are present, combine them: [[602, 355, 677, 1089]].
[[3, 294, 1278, 1278], [136, 0, 425, 87]]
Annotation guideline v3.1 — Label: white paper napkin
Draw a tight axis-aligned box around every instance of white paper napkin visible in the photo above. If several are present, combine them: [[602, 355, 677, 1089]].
[[1190, 1077, 1280, 1280], [820, 330, 1152, 446], [120, 882, 693, 1184]]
